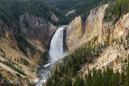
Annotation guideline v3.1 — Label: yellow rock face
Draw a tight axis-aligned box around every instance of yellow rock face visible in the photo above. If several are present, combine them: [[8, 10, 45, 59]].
[[66, 5, 108, 52], [65, 4, 129, 77], [66, 16, 83, 51], [66, 4, 129, 52]]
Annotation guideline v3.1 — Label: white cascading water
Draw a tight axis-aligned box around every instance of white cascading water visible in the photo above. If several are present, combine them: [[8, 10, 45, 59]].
[[36, 26, 66, 86], [49, 26, 66, 63]]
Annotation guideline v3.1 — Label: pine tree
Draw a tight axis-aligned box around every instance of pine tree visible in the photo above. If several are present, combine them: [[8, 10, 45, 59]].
[[63, 75, 72, 86], [74, 76, 85, 86], [125, 60, 129, 86]]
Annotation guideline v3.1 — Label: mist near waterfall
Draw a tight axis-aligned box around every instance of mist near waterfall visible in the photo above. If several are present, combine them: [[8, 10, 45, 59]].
[[49, 26, 67, 63], [36, 26, 67, 86]]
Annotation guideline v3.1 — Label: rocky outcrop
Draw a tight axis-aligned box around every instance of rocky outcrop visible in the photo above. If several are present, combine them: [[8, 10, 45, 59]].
[[65, 16, 84, 51], [83, 4, 108, 42], [65, 4, 129, 52], [101, 13, 129, 45], [66, 9, 75, 16], [0, 19, 14, 40], [20, 13, 57, 52], [65, 5, 108, 52], [51, 12, 59, 22]]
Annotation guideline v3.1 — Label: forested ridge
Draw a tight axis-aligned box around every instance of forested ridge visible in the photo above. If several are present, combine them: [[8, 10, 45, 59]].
[[45, 0, 129, 23], [46, 37, 129, 86], [1, 0, 128, 27], [104, 0, 129, 23], [44, 0, 112, 23], [0, 0, 62, 26]]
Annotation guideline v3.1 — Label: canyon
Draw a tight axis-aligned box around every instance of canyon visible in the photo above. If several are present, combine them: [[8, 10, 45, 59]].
[[0, 0, 129, 86], [65, 3, 129, 74]]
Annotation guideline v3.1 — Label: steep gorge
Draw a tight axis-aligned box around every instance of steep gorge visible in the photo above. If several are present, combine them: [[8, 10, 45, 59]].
[[0, 0, 129, 86], [46, 3, 129, 86], [65, 3, 129, 73]]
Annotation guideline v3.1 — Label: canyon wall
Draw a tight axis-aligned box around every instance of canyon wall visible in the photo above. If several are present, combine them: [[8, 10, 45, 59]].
[[20, 13, 57, 52], [65, 4, 129, 75], [66, 4, 129, 52]]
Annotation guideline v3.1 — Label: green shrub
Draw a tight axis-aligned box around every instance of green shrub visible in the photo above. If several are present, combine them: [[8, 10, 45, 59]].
[[22, 59, 29, 66]]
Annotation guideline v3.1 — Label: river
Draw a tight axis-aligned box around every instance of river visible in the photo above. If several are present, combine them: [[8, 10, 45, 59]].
[[36, 26, 66, 86]]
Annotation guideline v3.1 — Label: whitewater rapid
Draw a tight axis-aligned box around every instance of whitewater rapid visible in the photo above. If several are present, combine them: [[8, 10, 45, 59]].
[[36, 26, 66, 86]]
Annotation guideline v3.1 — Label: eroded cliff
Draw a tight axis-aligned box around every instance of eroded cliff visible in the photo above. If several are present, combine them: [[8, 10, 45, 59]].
[[66, 4, 129, 53], [20, 13, 57, 52], [65, 4, 129, 74]]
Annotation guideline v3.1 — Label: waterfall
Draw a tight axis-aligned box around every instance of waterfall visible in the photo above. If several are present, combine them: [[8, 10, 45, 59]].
[[36, 26, 66, 86], [49, 26, 66, 63]]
